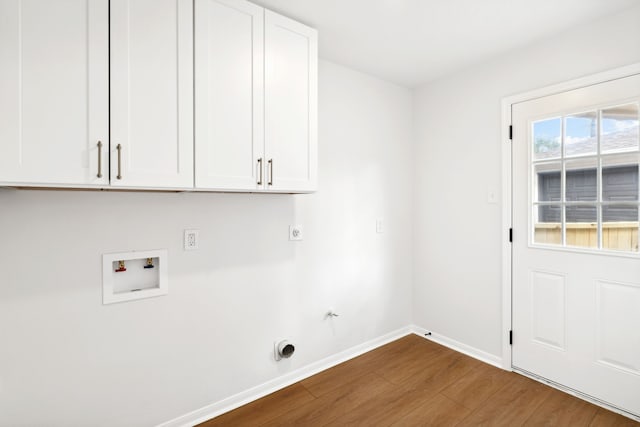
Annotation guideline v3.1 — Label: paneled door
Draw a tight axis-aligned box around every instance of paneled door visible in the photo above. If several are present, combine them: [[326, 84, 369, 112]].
[[194, 0, 264, 191], [0, 0, 108, 186], [110, 0, 193, 189], [512, 73, 640, 419], [264, 10, 317, 192]]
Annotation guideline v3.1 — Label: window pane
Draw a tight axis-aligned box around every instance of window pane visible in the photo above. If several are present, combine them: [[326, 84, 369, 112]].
[[566, 205, 596, 224], [538, 205, 561, 223], [603, 204, 638, 223], [534, 163, 561, 202], [533, 204, 561, 245], [602, 153, 639, 202], [601, 103, 639, 154], [565, 112, 597, 157], [603, 205, 638, 252], [566, 158, 597, 202], [565, 205, 597, 249], [533, 118, 561, 161]]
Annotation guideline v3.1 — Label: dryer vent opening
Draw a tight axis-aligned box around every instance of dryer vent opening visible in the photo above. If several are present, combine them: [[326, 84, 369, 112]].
[[275, 340, 295, 361]]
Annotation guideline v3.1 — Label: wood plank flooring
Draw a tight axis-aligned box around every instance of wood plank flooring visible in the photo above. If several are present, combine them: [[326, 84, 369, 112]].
[[199, 334, 639, 426]]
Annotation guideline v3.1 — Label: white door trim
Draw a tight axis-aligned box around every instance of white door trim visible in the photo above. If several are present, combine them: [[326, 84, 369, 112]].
[[500, 62, 640, 370]]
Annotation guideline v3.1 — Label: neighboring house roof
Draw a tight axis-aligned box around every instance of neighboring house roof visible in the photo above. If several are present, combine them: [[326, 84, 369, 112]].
[[535, 125, 639, 160]]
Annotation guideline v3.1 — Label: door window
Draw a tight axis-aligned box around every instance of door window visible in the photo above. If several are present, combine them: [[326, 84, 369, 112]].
[[531, 103, 640, 252]]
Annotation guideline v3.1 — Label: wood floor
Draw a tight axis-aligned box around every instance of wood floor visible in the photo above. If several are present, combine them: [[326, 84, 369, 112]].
[[199, 334, 639, 426]]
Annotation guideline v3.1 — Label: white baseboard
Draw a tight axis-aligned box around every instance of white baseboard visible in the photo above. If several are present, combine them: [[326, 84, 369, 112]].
[[410, 325, 504, 369], [157, 326, 413, 427]]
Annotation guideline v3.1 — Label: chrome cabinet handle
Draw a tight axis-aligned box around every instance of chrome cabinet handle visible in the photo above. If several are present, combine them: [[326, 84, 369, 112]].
[[97, 141, 103, 178], [116, 144, 122, 180], [268, 159, 273, 186], [257, 158, 263, 185]]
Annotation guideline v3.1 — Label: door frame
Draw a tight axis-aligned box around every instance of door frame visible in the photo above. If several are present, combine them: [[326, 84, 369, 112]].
[[500, 62, 640, 371]]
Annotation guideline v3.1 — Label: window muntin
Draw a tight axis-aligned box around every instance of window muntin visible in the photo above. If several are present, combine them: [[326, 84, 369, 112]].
[[531, 103, 640, 253]]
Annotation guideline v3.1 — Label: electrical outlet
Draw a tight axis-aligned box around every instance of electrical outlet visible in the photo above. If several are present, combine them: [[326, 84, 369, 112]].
[[376, 218, 384, 233], [184, 229, 199, 250], [289, 225, 303, 241]]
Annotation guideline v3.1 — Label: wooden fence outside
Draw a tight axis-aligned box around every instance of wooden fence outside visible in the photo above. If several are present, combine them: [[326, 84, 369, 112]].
[[535, 222, 639, 252]]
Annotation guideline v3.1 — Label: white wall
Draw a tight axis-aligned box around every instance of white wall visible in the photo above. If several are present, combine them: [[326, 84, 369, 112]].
[[0, 60, 413, 426], [412, 5, 640, 358]]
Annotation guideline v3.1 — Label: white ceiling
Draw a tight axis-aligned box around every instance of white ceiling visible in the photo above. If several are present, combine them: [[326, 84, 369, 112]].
[[254, 0, 638, 87]]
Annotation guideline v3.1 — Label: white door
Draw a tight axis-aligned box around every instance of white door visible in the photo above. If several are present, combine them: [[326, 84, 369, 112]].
[[0, 0, 109, 186], [110, 0, 193, 189], [264, 10, 317, 193], [194, 0, 264, 191], [512, 73, 640, 418]]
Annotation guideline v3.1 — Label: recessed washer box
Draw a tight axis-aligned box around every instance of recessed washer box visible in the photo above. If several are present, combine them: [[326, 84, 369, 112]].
[[102, 249, 168, 305]]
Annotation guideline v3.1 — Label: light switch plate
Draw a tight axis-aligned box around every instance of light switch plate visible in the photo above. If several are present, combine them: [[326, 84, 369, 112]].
[[376, 218, 384, 233], [488, 186, 498, 204]]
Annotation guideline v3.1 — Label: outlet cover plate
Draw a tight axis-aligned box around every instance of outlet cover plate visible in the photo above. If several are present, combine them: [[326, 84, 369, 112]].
[[184, 229, 199, 250], [289, 225, 303, 241]]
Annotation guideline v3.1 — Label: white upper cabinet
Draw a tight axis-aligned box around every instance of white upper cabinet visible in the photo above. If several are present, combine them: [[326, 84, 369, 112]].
[[195, 2, 318, 193], [110, 0, 194, 189], [264, 10, 318, 193], [0, 0, 109, 186], [0, 0, 316, 193], [194, 0, 264, 191]]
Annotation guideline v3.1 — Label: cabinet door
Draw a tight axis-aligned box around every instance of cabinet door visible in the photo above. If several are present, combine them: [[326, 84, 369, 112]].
[[110, 0, 193, 189], [0, 0, 109, 186], [194, 0, 264, 191], [264, 10, 317, 193]]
